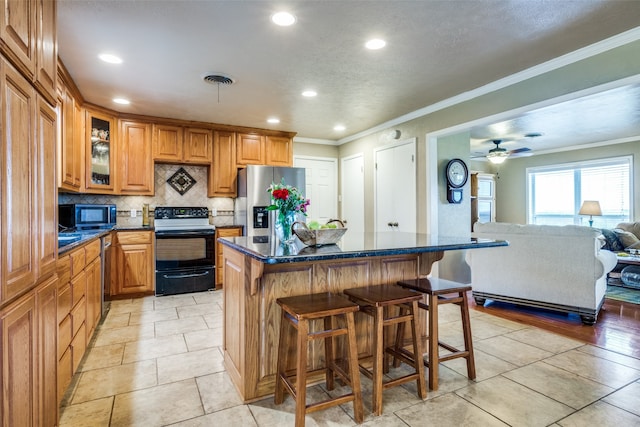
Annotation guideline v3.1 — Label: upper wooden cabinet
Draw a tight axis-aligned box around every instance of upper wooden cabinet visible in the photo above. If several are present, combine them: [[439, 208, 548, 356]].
[[236, 133, 265, 166], [57, 78, 83, 191], [0, 0, 57, 105], [236, 133, 294, 167], [119, 120, 154, 195], [35, 0, 57, 103], [152, 123, 183, 162], [209, 130, 237, 197], [184, 127, 212, 164], [152, 125, 212, 165], [84, 108, 116, 193], [265, 135, 293, 166]]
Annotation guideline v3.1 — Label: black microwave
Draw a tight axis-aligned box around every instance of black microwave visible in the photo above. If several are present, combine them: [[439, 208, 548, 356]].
[[59, 204, 117, 230]]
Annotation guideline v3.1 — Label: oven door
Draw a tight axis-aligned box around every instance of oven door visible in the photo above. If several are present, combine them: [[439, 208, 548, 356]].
[[154, 229, 216, 296], [155, 229, 215, 270]]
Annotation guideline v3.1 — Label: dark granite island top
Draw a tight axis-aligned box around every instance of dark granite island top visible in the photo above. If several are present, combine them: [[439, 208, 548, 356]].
[[219, 232, 507, 403], [218, 232, 508, 264]]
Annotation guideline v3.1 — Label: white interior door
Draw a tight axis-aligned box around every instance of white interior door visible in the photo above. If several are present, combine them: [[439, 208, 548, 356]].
[[341, 154, 365, 232], [375, 139, 416, 232], [293, 156, 337, 224]]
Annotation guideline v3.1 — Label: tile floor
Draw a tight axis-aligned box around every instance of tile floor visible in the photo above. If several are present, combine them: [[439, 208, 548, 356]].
[[58, 291, 640, 427]]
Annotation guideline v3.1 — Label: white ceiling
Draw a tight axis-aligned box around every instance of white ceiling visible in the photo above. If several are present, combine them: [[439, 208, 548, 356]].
[[57, 1, 640, 149]]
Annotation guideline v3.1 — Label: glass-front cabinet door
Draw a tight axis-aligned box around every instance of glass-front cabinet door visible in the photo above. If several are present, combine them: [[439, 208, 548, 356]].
[[85, 109, 116, 192]]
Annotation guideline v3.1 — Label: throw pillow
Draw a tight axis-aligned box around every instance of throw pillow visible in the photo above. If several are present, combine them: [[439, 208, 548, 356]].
[[598, 228, 624, 251], [613, 228, 640, 249]]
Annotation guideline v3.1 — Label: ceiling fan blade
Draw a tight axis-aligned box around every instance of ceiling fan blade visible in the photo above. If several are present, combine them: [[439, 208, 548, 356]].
[[509, 147, 531, 154]]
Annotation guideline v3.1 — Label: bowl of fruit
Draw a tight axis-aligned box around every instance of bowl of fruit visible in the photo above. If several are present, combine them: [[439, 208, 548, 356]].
[[292, 219, 347, 247]]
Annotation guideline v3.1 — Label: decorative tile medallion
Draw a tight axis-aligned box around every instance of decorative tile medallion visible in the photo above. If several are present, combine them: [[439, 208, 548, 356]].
[[167, 167, 197, 195]]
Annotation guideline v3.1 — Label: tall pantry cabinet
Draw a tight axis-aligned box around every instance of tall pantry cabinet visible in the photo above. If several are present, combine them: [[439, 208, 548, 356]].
[[0, 0, 59, 425]]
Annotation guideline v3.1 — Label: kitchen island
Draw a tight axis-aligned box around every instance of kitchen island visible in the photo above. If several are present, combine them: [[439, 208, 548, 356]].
[[219, 232, 507, 402]]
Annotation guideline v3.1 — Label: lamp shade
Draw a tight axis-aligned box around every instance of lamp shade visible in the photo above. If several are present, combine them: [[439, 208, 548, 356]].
[[578, 200, 602, 216]]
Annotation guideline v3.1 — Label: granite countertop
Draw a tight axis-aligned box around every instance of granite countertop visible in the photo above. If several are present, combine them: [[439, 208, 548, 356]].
[[58, 225, 155, 255], [218, 232, 508, 264]]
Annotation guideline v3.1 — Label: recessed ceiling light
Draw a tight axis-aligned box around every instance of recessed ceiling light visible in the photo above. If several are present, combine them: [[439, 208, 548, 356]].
[[98, 53, 123, 64], [113, 98, 130, 105], [365, 39, 386, 50], [267, 117, 280, 124], [271, 11, 296, 26], [302, 90, 317, 97], [334, 125, 346, 131]]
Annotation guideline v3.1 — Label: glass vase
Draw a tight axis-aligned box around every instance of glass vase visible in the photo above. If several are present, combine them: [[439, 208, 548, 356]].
[[275, 210, 297, 245]]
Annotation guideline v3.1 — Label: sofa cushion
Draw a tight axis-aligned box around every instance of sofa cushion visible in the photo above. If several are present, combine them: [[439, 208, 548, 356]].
[[616, 222, 640, 239], [598, 228, 624, 251], [614, 228, 640, 249]]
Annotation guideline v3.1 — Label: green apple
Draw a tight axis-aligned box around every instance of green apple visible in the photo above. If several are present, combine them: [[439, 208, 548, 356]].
[[308, 220, 320, 230]]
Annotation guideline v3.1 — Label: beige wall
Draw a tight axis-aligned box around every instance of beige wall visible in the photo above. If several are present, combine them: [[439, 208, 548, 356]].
[[493, 139, 640, 224], [334, 39, 640, 236]]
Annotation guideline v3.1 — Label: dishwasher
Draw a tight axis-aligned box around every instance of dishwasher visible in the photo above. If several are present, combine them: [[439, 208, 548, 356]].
[[101, 232, 113, 316]]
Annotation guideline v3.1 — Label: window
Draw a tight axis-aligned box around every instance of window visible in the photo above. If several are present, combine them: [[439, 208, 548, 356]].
[[527, 156, 632, 228]]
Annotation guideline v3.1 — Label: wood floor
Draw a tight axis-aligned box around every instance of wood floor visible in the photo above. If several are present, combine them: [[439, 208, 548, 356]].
[[471, 297, 640, 359]]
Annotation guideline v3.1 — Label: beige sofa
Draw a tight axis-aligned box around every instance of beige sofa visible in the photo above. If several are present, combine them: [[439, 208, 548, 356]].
[[466, 222, 617, 324]]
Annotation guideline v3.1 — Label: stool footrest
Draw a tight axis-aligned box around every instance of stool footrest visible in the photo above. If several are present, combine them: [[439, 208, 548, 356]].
[[305, 393, 358, 415]]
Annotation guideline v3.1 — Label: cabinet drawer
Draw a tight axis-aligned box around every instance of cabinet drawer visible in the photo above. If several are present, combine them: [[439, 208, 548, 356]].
[[117, 231, 152, 245], [69, 247, 86, 277], [58, 315, 72, 360], [57, 282, 72, 324], [71, 296, 86, 337], [58, 348, 73, 404], [71, 323, 87, 373], [71, 270, 86, 307], [85, 239, 101, 262], [57, 255, 71, 285]]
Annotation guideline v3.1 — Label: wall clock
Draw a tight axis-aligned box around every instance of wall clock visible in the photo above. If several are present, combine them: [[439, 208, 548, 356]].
[[445, 158, 469, 204]]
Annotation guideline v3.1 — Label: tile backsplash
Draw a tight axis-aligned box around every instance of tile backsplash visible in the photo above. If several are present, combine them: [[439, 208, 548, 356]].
[[58, 164, 235, 226]]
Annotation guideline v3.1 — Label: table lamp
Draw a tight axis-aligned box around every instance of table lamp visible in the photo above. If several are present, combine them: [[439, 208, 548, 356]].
[[578, 200, 601, 227]]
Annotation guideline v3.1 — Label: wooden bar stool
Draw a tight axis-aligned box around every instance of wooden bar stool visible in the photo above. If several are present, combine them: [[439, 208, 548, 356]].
[[343, 284, 427, 416], [397, 277, 476, 391], [275, 292, 364, 427]]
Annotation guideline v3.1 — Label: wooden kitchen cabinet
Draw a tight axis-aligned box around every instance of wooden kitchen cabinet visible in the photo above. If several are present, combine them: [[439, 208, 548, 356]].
[[36, 94, 58, 281], [265, 135, 293, 166], [0, 275, 58, 427], [84, 239, 102, 340], [57, 78, 83, 191], [56, 237, 104, 404], [112, 231, 154, 296], [36, 275, 59, 427], [184, 127, 213, 164], [236, 133, 265, 166], [1, 291, 37, 426], [214, 226, 243, 289], [209, 130, 237, 197], [152, 123, 183, 162], [119, 120, 154, 195], [0, 0, 57, 104], [1, 58, 37, 303], [85, 107, 117, 193]]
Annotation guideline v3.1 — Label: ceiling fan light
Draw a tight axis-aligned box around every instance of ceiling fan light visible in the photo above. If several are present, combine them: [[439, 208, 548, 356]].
[[487, 151, 509, 164]]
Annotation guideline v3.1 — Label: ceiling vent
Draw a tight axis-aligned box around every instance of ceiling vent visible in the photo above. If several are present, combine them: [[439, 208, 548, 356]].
[[203, 74, 235, 86]]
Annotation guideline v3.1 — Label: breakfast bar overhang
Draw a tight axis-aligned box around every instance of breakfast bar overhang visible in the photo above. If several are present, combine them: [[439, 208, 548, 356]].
[[219, 232, 508, 402]]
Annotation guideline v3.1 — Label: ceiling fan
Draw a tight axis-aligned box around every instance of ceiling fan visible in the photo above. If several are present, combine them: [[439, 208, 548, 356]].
[[475, 139, 532, 164]]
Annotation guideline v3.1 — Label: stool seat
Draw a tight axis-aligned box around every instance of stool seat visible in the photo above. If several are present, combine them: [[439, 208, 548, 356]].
[[397, 277, 476, 391], [275, 292, 363, 427], [278, 292, 360, 320], [344, 284, 426, 416]]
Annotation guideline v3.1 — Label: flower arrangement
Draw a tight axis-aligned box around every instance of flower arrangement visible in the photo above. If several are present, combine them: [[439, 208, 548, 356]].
[[266, 179, 310, 215], [267, 179, 310, 244]]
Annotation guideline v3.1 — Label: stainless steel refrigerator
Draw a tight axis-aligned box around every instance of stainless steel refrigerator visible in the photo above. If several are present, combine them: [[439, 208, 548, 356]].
[[234, 165, 306, 240]]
